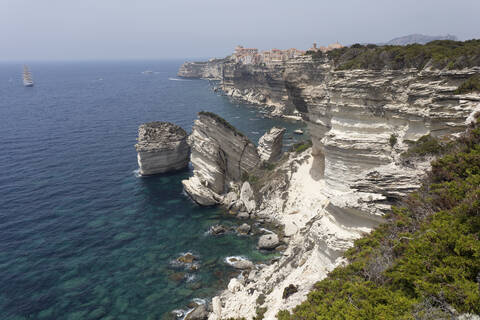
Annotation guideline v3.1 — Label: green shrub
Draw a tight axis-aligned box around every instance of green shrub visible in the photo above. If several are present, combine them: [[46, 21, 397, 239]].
[[389, 134, 398, 147], [402, 134, 443, 158], [282, 284, 298, 299], [455, 74, 480, 94], [253, 307, 267, 320], [262, 162, 276, 171], [322, 39, 480, 71], [291, 140, 312, 153]]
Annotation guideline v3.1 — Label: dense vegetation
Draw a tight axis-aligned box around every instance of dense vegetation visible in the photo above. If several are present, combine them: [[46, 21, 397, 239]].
[[277, 117, 480, 319], [291, 140, 312, 153], [455, 74, 480, 94], [307, 40, 480, 70]]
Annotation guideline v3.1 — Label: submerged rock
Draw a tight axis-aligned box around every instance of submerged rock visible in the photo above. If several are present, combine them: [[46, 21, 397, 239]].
[[237, 211, 250, 219], [177, 253, 196, 264], [225, 256, 254, 270], [210, 224, 227, 235], [258, 233, 279, 250], [135, 122, 189, 175], [236, 223, 251, 235], [185, 304, 208, 320], [257, 127, 286, 162]]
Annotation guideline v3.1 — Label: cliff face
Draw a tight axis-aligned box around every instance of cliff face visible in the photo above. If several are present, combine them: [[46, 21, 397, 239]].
[[182, 112, 260, 205], [181, 56, 480, 213], [284, 58, 480, 210], [183, 57, 480, 319], [135, 122, 190, 175], [177, 58, 226, 80]]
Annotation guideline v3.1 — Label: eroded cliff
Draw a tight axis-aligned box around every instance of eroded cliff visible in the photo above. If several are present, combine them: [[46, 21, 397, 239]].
[[135, 122, 190, 175], [178, 49, 480, 319], [182, 112, 260, 206]]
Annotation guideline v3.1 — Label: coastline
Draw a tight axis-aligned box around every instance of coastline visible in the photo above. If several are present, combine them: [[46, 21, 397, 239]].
[[175, 52, 480, 319]]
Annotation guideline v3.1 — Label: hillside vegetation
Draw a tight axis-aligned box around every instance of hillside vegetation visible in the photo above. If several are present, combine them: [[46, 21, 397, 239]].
[[308, 40, 480, 70], [277, 117, 480, 319]]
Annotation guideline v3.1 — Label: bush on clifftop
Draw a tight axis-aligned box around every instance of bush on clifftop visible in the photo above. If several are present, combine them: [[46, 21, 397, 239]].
[[307, 39, 480, 70], [277, 117, 480, 319], [455, 74, 480, 94]]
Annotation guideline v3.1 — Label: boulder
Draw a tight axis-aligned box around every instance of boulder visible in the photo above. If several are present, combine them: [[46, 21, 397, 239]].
[[135, 122, 190, 175], [182, 176, 218, 206], [240, 182, 256, 213], [236, 223, 251, 235], [226, 257, 254, 270], [210, 224, 227, 235], [185, 304, 208, 320], [177, 253, 196, 264], [237, 211, 250, 219], [258, 233, 279, 250], [257, 127, 286, 162], [222, 192, 238, 209]]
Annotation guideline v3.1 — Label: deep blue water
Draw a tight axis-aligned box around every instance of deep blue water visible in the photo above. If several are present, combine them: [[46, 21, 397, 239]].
[[0, 60, 305, 320]]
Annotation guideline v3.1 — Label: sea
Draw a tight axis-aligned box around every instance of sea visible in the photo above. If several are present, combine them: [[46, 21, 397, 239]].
[[0, 60, 306, 320]]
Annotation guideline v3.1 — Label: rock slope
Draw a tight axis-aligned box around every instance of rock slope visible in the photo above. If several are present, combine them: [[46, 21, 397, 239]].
[[182, 112, 260, 205], [135, 122, 189, 175]]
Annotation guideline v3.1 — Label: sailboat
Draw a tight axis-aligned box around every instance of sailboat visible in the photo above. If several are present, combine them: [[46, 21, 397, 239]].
[[23, 65, 34, 87]]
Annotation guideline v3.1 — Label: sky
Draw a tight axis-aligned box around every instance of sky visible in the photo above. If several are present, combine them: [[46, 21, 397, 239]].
[[1, 0, 480, 61]]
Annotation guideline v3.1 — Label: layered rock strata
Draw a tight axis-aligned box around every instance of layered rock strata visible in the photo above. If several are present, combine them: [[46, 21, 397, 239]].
[[135, 122, 190, 175], [257, 127, 286, 162], [177, 58, 225, 80], [182, 112, 260, 205], [179, 55, 480, 320]]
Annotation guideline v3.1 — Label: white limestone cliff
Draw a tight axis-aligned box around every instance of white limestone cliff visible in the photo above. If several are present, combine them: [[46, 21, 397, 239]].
[[203, 61, 480, 319], [179, 54, 480, 320], [135, 122, 190, 176], [257, 127, 286, 163], [182, 112, 260, 205]]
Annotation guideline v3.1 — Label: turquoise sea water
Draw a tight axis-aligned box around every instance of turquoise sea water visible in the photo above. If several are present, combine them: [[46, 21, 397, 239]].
[[0, 60, 305, 319]]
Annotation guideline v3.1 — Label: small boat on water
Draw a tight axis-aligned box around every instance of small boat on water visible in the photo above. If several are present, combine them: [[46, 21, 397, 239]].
[[293, 129, 304, 135], [23, 65, 34, 87]]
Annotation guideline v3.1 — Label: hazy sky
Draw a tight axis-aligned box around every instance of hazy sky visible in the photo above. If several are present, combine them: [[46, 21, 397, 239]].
[[2, 0, 479, 61]]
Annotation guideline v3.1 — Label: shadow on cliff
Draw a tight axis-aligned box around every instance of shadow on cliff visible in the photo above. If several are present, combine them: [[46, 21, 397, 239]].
[[309, 154, 325, 182]]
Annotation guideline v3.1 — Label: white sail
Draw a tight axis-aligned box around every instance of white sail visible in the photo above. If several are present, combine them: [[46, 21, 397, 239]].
[[23, 65, 34, 87]]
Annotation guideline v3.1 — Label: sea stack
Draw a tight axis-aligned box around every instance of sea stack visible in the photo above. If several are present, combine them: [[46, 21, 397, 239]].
[[182, 112, 260, 205], [257, 127, 286, 162], [135, 122, 190, 176]]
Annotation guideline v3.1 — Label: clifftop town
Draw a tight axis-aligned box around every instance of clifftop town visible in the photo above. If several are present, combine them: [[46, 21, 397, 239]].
[[231, 42, 343, 65]]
